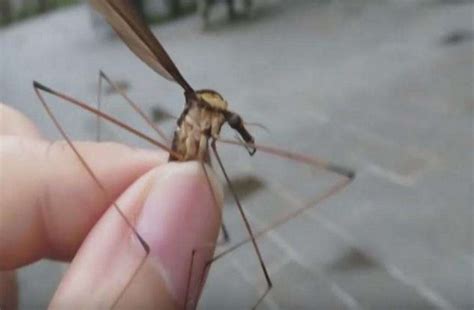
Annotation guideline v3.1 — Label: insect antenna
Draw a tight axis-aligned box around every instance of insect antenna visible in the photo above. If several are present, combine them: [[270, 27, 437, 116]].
[[244, 122, 270, 134]]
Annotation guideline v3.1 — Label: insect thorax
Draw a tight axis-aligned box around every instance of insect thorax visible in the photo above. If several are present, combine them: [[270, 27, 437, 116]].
[[169, 90, 228, 162]]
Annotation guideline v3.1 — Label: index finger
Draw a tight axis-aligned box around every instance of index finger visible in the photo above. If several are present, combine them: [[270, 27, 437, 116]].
[[0, 104, 42, 139], [0, 137, 166, 269]]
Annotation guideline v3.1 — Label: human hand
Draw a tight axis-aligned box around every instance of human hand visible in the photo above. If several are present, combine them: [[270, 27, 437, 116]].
[[0, 103, 223, 309]]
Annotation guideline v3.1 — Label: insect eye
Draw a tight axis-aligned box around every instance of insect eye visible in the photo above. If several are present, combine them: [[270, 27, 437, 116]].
[[228, 114, 242, 128]]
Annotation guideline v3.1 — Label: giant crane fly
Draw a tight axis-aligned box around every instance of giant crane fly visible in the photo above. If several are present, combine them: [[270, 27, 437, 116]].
[[33, 0, 355, 308]]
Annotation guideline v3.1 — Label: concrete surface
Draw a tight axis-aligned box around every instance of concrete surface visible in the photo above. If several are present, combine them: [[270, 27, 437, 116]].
[[1, 0, 473, 309]]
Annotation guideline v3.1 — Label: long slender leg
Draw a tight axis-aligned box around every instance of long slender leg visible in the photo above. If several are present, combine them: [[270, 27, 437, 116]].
[[213, 177, 352, 264], [33, 81, 177, 156], [211, 139, 272, 309], [185, 248, 197, 310], [182, 161, 226, 309], [183, 160, 241, 309], [33, 82, 151, 307], [218, 137, 355, 178], [97, 71, 170, 143], [206, 138, 354, 260], [184, 151, 273, 309], [96, 72, 104, 142], [185, 241, 220, 310], [220, 222, 230, 243], [188, 143, 353, 308]]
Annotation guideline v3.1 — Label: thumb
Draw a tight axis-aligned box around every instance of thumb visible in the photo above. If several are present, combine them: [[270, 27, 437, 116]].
[[50, 161, 224, 309]]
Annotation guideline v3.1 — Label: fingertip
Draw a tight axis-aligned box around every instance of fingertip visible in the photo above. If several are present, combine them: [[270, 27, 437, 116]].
[[52, 161, 223, 309]]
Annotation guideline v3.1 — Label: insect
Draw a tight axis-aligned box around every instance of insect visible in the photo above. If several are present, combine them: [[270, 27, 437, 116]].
[[33, 0, 355, 308]]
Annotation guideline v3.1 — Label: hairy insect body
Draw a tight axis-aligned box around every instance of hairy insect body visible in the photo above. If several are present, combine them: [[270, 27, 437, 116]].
[[169, 90, 228, 162]]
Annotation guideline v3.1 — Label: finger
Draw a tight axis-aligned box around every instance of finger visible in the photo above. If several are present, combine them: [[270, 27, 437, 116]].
[[0, 270, 18, 310], [0, 103, 42, 138], [0, 104, 38, 310], [50, 161, 224, 309], [0, 137, 167, 269]]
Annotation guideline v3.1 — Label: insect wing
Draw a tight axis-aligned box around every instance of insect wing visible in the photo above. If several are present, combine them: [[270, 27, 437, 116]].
[[90, 0, 192, 92]]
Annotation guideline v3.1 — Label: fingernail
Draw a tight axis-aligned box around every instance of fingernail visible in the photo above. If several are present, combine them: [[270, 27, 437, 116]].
[[136, 161, 223, 308]]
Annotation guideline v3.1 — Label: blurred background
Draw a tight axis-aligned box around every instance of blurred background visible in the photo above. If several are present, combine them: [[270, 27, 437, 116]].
[[1, 0, 196, 27], [1, 0, 473, 309]]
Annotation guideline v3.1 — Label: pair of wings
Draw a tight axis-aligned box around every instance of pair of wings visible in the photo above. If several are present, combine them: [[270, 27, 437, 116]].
[[90, 0, 193, 92]]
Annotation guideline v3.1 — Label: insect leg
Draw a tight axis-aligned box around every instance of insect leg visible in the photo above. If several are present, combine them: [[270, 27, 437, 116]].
[[210, 139, 272, 309], [180, 161, 225, 309], [32, 81, 176, 155], [96, 71, 104, 142], [220, 222, 230, 243], [183, 239, 224, 310], [207, 138, 354, 261], [97, 70, 170, 143], [33, 81, 151, 307]]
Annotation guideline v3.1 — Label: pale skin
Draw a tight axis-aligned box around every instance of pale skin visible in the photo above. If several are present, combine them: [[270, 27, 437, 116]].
[[0, 103, 223, 309]]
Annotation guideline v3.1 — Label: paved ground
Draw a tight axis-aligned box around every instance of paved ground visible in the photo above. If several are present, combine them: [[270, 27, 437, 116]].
[[1, 0, 473, 309]]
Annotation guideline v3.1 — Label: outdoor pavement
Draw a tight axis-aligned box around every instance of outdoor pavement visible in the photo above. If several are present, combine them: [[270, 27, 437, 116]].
[[1, 0, 473, 309]]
